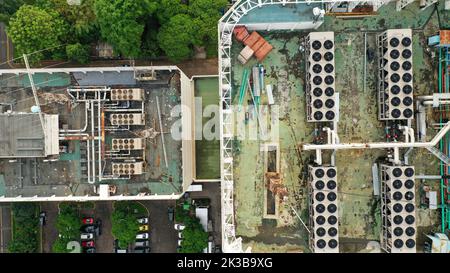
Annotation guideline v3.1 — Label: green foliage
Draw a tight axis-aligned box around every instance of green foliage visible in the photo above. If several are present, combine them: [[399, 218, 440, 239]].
[[66, 43, 90, 64], [111, 202, 142, 248], [36, 0, 97, 40], [52, 237, 70, 253], [157, 14, 195, 63], [8, 203, 39, 253], [178, 217, 208, 253], [55, 203, 80, 246], [156, 0, 226, 61], [7, 4, 68, 62], [94, 0, 158, 58], [0, 0, 35, 24], [156, 0, 188, 25]]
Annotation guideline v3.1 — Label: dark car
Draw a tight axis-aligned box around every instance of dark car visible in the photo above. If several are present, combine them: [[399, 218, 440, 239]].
[[39, 212, 46, 226], [80, 225, 96, 233], [84, 247, 96, 253], [134, 247, 150, 253], [167, 206, 174, 222]]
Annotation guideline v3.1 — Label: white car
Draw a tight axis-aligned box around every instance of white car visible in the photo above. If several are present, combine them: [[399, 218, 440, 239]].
[[178, 239, 183, 246], [178, 232, 183, 239], [80, 233, 94, 240], [137, 217, 148, 224], [136, 233, 149, 239], [174, 224, 185, 231]]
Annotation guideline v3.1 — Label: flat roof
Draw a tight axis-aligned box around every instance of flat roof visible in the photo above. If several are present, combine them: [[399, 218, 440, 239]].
[[0, 113, 59, 158]]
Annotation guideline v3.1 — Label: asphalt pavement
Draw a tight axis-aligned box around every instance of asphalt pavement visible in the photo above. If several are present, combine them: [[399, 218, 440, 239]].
[[0, 204, 12, 253], [140, 200, 178, 253], [0, 22, 13, 69]]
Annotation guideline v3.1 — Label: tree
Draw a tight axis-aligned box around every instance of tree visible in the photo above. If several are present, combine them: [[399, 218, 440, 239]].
[[178, 218, 208, 253], [8, 203, 39, 253], [188, 0, 227, 56], [55, 203, 80, 241], [111, 202, 140, 248], [36, 0, 98, 41], [156, 0, 189, 25], [94, 0, 157, 58], [157, 14, 196, 62], [0, 0, 35, 24], [7, 5, 68, 62], [66, 43, 90, 64]]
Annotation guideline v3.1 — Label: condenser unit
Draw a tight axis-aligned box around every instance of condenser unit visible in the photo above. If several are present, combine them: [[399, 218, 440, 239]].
[[306, 32, 339, 123]]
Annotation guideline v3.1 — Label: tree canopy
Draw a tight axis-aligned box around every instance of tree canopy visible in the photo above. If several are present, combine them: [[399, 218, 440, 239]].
[[66, 43, 90, 64], [94, 0, 157, 58], [157, 14, 196, 63], [6, 4, 68, 61], [179, 217, 208, 253], [8, 203, 39, 253], [36, 0, 97, 40], [111, 202, 140, 248]]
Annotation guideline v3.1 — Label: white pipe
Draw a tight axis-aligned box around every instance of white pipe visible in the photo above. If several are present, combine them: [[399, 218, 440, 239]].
[[58, 133, 92, 183], [401, 126, 409, 143], [393, 147, 400, 164], [91, 101, 96, 184], [303, 122, 450, 151], [422, 100, 450, 106], [60, 102, 89, 133], [103, 108, 142, 112], [315, 149, 322, 165], [98, 95, 102, 182], [416, 175, 442, 180], [324, 127, 332, 144], [156, 96, 168, 169]]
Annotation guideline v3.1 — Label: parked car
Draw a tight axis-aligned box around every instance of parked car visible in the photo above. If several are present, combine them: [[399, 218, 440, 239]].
[[178, 232, 183, 239], [39, 212, 46, 226], [80, 233, 94, 240], [84, 247, 96, 253], [80, 225, 96, 233], [178, 239, 183, 246], [174, 224, 185, 231], [137, 217, 148, 224], [82, 241, 95, 248], [82, 217, 94, 225], [136, 233, 149, 239], [167, 207, 174, 222], [135, 240, 149, 247], [139, 225, 149, 232], [134, 247, 150, 253]]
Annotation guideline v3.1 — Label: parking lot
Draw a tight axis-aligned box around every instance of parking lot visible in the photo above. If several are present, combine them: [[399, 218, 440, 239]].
[[40, 202, 113, 253], [139, 200, 178, 253], [40, 202, 59, 253], [0, 204, 12, 253], [188, 182, 222, 247], [79, 202, 114, 253]]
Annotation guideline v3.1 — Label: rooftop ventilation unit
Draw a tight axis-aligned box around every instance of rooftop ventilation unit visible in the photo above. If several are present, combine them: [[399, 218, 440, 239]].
[[110, 88, 144, 101], [306, 32, 339, 123], [111, 138, 144, 151], [308, 165, 339, 253], [377, 29, 414, 120], [380, 164, 416, 253], [110, 113, 145, 126], [112, 161, 144, 176]]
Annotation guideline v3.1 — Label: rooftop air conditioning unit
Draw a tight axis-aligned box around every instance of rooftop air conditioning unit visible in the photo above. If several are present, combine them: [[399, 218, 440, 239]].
[[308, 165, 339, 253], [306, 32, 338, 123]]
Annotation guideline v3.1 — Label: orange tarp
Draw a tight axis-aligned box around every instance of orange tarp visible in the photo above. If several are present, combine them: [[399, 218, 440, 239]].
[[254, 43, 273, 62], [243, 31, 262, 48]]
